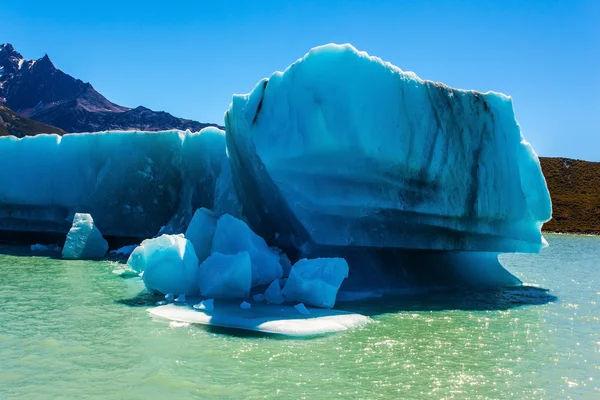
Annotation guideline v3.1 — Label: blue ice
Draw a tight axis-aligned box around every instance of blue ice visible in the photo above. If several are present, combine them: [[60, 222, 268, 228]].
[[127, 234, 199, 295], [211, 214, 283, 287], [62, 213, 108, 260], [225, 43, 551, 254], [282, 258, 349, 309]]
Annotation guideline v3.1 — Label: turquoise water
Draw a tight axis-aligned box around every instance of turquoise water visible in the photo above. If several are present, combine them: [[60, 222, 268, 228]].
[[0, 234, 598, 399]]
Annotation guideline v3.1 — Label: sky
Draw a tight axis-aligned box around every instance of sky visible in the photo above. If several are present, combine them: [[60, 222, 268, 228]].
[[1, 0, 598, 160]]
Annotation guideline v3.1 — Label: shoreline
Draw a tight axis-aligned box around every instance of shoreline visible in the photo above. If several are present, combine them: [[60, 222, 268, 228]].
[[542, 230, 599, 237]]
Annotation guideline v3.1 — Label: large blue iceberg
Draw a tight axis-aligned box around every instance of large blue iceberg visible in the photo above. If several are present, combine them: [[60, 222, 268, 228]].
[[0, 43, 553, 310], [225, 43, 551, 254]]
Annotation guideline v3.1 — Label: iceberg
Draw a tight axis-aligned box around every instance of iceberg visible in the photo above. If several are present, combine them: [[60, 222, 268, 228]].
[[0, 128, 230, 238], [225, 43, 552, 254], [197, 252, 252, 299], [184, 207, 218, 263], [127, 234, 199, 295], [61, 213, 108, 259], [211, 214, 283, 287], [0, 43, 555, 316], [282, 258, 349, 309]]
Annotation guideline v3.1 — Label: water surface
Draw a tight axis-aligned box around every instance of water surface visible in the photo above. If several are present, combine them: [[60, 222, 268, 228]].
[[0, 235, 598, 399]]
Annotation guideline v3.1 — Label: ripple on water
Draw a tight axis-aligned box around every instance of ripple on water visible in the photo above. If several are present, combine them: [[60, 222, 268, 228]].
[[0, 235, 599, 399]]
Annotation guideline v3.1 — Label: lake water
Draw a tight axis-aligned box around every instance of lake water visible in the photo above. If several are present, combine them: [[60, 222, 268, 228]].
[[0, 234, 598, 399]]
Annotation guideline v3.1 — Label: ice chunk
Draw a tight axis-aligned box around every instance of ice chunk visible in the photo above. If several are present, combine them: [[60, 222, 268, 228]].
[[62, 213, 108, 260], [211, 214, 282, 287], [126, 234, 199, 295], [282, 258, 349, 309], [264, 279, 285, 305], [224, 43, 551, 254], [294, 303, 310, 315], [193, 298, 214, 311], [0, 128, 229, 239], [197, 252, 252, 299], [253, 293, 265, 302], [184, 208, 218, 263], [31, 244, 49, 252], [240, 301, 251, 309]]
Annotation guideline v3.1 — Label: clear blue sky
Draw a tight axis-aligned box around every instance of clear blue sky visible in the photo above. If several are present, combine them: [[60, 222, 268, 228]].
[[2, 0, 598, 160]]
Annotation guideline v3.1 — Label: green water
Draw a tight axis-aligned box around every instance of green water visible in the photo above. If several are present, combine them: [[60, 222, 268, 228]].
[[0, 235, 598, 399]]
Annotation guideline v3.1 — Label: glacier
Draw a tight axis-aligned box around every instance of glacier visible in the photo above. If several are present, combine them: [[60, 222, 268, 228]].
[[0, 43, 554, 326], [224, 43, 552, 254], [62, 213, 108, 260]]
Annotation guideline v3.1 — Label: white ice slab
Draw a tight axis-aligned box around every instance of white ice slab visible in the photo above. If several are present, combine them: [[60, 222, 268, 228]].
[[147, 302, 369, 337]]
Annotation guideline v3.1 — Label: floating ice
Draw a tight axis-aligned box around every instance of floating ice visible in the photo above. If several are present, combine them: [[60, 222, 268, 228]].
[[148, 302, 370, 336], [294, 303, 310, 315], [211, 214, 282, 287], [282, 258, 349, 309], [253, 293, 265, 302], [30, 244, 49, 252], [264, 279, 285, 305], [62, 213, 108, 260], [193, 298, 214, 311], [184, 207, 218, 263], [240, 301, 251, 309], [225, 43, 551, 254], [127, 234, 199, 295], [197, 252, 252, 299]]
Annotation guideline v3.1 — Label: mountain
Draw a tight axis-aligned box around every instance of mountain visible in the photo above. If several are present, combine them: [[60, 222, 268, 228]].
[[540, 157, 600, 234], [0, 104, 66, 137], [0, 43, 221, 132]]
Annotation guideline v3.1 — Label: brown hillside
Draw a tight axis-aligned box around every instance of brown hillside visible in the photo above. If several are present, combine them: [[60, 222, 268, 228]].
[[540, 157, 600, 234], [0, 105, 66, 137]]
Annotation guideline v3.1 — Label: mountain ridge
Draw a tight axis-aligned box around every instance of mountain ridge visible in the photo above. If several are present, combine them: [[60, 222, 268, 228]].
[[0, 43, 222, 132], [0, 104, 66, 137]]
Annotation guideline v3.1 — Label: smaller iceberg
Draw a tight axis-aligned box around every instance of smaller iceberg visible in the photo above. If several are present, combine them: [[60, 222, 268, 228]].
[[211, 214, 282, 287], [197, 252, 252, 299], [282, 258, 349, 309], [185, 208, 218, 263], [62, 213, 108, 260], [127, 234, 199, 295]]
